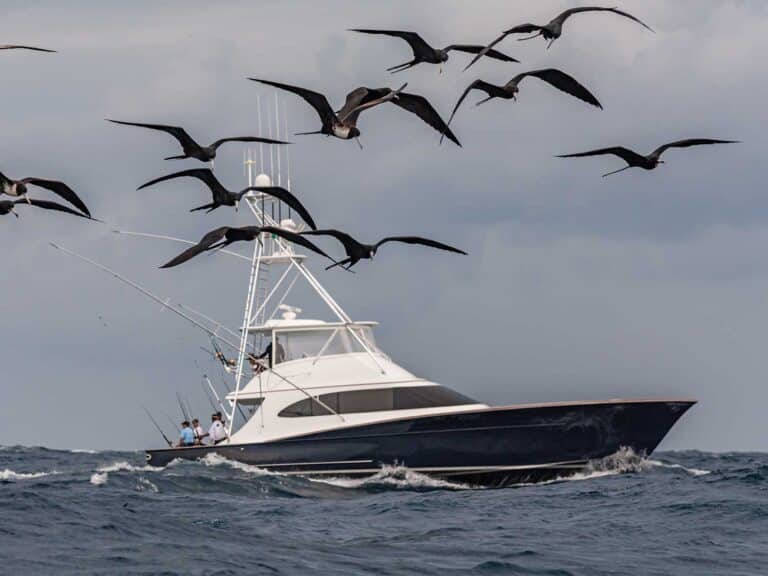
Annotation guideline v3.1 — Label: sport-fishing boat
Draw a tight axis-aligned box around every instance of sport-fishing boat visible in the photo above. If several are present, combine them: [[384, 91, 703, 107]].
[[143, 144, 695, 486]]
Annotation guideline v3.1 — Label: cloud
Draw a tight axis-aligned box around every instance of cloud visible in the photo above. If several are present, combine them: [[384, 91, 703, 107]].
[[0, 0, 765, 451]]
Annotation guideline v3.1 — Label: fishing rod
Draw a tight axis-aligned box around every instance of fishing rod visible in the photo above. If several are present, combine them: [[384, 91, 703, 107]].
[[176, 391, 190, 422], [200, 376, 218, 413], [49, 242, 242, 354], [142, 406, 173, 447]]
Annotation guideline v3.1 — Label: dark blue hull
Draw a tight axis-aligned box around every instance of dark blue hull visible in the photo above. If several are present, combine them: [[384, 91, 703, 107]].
[[146, 399, 695, 486]]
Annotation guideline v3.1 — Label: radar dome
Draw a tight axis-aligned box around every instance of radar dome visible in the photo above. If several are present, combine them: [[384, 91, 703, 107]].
[[254, 173, 272, 187]]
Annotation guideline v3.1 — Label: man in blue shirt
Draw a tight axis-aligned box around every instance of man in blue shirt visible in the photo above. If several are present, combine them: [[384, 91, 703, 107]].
[[177, 421, 195, 447]]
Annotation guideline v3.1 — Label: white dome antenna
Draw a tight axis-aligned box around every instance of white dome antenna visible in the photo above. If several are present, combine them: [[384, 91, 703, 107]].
[[279, 304, 302, 320]]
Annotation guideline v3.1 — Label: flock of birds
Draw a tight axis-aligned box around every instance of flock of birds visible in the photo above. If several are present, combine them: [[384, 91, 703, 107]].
[[3, 5, 739, 273]]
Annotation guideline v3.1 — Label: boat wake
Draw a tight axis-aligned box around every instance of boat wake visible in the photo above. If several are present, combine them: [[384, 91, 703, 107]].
[[78, 448, 710, 493], [313, 464, 473, 491]]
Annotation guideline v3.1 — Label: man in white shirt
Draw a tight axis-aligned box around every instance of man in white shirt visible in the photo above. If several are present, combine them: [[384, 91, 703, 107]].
[[191, 418, 206, 445], [208, 412, 228, 445]]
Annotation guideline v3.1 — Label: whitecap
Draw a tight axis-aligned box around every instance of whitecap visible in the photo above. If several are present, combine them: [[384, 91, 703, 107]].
[[89, 472, 108, 486], [314, 464, 472, 490], [646, 459, 711, 476], [0, 468, 56, 481], [71, 449, 99, 454], [96, 461, 164, 473], [199, 452, 274, 476]]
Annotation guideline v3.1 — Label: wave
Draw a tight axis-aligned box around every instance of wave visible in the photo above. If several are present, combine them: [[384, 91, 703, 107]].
[[96, 460, 165, 473], [199, 452, 276, 476], [70, 449, 99, 454], [0, 468, 57, 481], [646, 458, 711, 476], [89, 472, 108, 486], [314, 464, 473, 490]]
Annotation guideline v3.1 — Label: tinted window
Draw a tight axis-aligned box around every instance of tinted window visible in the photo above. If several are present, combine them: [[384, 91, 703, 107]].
[[278, 386, 475, 417]]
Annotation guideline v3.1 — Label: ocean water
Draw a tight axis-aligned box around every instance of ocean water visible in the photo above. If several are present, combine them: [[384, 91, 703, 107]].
[[0, 447, 765, 575]]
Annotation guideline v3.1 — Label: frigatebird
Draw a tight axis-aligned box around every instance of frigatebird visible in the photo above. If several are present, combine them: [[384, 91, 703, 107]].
[[302, 229, 467, 270], [0, 172, 91, 217], [137, 168, 317, 228], [464, 6, 652, 70], [160, 225, 332, 269], [107, 119, 288, 162], [557, 139, 739, 177], [250, 79, 461, 147], [349, 29, 518, 73], [0, 198, 90, 219], [444, 68, 601, 140], [0, 45, 55, 53]]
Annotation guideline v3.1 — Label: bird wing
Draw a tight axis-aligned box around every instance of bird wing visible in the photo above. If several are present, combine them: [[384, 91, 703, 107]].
[[391, 92, 461, 147], [445, 80, 506, 132], [336, 87, 393, 126], [138, 168, 219, 193], [444, 44, 519, 63], [249, 79, 338, 130], [210, 136, 290, 150], [651, 139, 739, 159], [243, 186, 317, 230], [374, 236, 467, 255], [462, 30, 519, 72], [554, 7, 654, 32], [515, 68, 602, 108], [13, 198, 90, 218], [557, 146, 648, 165], [504, 23, 546, 35], [349, 29, 434, 59], [20, 178, 91, 217], [0, 171, 13, 190], [0, 45, 56, 52], [262, 226, 334, 261], [160, 227, 229, 269], [106, 119, 199, 152], [302, 229, 361, 256]]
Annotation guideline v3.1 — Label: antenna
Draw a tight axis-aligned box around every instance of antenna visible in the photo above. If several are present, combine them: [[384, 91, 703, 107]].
[[256, 93, 264, 174]]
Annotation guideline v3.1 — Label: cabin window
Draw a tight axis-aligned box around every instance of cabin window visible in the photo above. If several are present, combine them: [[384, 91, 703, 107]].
[[274, 327, 378, 365], [278, 386, 476, 417]]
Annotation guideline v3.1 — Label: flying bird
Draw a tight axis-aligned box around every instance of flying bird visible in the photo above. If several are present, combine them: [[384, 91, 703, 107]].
[[0, 172, 91, 217], [349, 28, 518, 73], [137, 168, 317, 228], [0, 198, 90, 219], [557, 139, 740, 177], [464, 6, 652, 70], [302, 229, 467, 270], [107, 119, 288, 162], [160, 225, 333, 269], [443, 69, 601, 142], [250, 78, 461, 147], [0, 45, 55, 53]]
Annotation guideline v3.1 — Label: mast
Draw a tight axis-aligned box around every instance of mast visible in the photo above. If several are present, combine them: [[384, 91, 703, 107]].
[[228, 95, 365, 437]]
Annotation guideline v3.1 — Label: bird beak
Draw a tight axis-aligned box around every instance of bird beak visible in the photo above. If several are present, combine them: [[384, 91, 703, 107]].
[[235, 200, 240, 211], [355, 137, 363, 150], [439, 65, 443, 75]]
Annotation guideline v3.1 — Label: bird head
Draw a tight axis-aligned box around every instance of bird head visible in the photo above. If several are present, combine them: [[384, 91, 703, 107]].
[[349, 126, 361, 139], [368, 246, 377, 258], [16, 181, 28, 196]]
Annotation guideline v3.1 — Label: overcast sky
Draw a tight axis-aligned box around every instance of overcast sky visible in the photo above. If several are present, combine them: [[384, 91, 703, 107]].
[[1, 1, 765, 452]]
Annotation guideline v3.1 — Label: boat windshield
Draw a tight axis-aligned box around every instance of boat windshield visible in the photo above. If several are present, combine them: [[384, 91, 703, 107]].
[[278, 385, 477, 417], [273, 326, 377, 365]]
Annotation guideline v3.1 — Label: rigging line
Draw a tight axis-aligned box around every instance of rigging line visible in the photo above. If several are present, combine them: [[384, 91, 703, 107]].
[[49, 242, 242, 354], [112, 229, 251, 262], [283, 100, 292, 219]]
